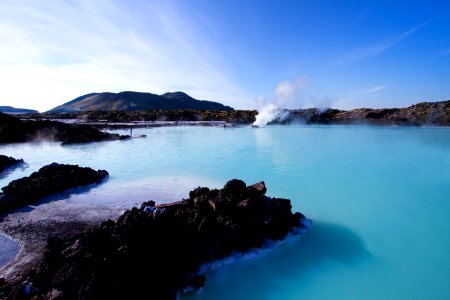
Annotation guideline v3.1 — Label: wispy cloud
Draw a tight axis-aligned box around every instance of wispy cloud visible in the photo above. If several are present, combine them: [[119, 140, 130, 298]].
[[441, 48, 450, 56], [357, 85, 387, 95], [0, 0, 250, 111], [332, 85, 388, 110], [337, 22, 429, 66]]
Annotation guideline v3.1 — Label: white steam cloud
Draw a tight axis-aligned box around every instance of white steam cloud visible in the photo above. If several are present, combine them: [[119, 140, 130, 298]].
[[275, 80, 297, 100], [253, 76, 309, 127], [253, 103, 286, 127]]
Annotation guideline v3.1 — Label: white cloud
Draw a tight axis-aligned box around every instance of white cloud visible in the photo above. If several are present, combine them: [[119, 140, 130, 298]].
[[0, 0, 250, 111], [337, 22, 429, 66], [357, 85, 387, 95], [332, 85, 388, 109]]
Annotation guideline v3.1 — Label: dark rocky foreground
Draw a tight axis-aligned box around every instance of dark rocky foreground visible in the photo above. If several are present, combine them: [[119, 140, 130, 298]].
[[0, 112, 130, 145], [0, 156, 24, 174], [0, 180, 309, 300], [0, 163, 108, 214]]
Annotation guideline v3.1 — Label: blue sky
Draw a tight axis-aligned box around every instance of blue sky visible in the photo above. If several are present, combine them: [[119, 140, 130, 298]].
[[0, 0, 449, 112]]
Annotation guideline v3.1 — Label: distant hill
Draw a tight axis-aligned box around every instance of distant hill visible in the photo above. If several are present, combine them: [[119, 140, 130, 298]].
[[48, 91, 233, 113], [0, 106, 38, 114]]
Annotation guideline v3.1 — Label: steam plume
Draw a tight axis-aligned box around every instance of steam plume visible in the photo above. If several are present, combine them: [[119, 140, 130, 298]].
[[253, 103, 284, 126], [253, 77, 306, 126], [253, 76, 333, 126]]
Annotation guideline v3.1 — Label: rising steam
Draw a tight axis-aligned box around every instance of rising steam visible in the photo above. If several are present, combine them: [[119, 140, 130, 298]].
[[253, 77, 306, 126], [253, 76, 332, 126], [253, 103, 284, 126]]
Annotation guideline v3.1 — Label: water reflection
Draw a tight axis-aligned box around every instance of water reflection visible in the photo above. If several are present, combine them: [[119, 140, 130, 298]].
[[184, 221, 370, 300], [0, 161, 28, 180], [0, 234, 20, 269]]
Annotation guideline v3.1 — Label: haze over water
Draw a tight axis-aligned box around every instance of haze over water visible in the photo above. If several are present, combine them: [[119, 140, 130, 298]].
[[1, 125, 449, 299]]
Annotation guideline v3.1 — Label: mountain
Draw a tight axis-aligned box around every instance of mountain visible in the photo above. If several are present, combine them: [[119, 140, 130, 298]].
[[0, 106, 38, 114], [47, 91, 233, 113]]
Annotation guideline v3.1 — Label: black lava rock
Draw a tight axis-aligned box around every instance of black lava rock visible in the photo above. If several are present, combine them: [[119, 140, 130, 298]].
[[0, 163, 108, 213], [0, 155, 24, 173], [0, 179, 310, 300], [0, 112, 130, 145]]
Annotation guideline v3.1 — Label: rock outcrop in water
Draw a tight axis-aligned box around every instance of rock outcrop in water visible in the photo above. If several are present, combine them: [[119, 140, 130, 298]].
[[0, 112, 130, 145], [0, 163, 108, 214], [0, 179, 309, 299], [0, 156, 24, 174]]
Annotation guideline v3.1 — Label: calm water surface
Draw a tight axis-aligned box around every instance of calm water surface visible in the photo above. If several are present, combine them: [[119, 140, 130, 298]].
[[1, 125, 449, 299]]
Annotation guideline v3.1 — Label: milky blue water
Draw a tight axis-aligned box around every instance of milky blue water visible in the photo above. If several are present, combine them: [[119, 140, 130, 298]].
[[1, 125, 449, 299]]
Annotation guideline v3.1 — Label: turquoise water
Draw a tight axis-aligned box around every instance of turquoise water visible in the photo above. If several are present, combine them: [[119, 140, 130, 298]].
[[0, 234, 19, 268], [1, 125, 449, 299]]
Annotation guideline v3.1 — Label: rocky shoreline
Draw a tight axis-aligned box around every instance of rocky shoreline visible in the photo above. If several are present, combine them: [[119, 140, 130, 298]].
[[0, 156, 24, 174], [0, 112, 130, 145], [0, 163, 108, 214], [283, 100, 450, 126], [16, 100, 450, 126], [0, 179, 310, 300]]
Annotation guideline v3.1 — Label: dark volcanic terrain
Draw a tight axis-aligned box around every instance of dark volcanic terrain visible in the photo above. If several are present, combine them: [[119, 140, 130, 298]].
[[21, 100, 450, 126], [0, 112, 129, 145], [0, 179, 309, 300], [0, 156, 24, 174], [283, 100, 450, 126], [0, 163, 108, 214]]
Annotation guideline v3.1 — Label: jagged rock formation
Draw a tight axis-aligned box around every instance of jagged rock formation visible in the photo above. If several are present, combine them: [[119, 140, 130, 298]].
[[0, 163, 108, 214], [0, 156, 24, 174], [47, 91, 233, 113], [275, 100, 450, 126], [0, 180, 309, 299], [0, 112, 129, 145]]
